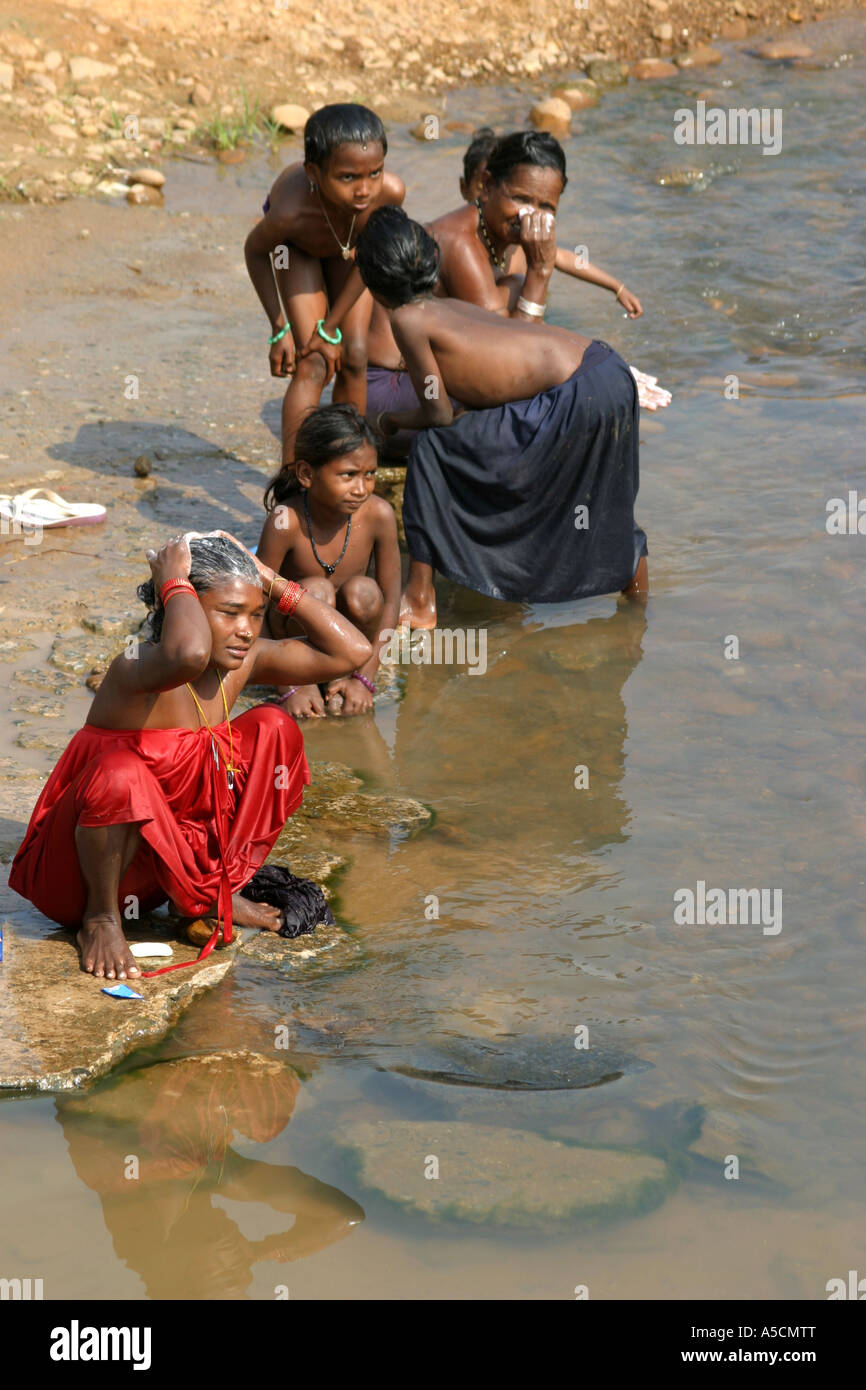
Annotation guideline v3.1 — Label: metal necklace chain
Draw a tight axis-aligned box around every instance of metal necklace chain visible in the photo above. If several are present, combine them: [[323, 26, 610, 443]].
[[315, 186, 356, 260], [303, 489, 352, 577], [187, 672, 237, 790], [475, 198, 507, 272]]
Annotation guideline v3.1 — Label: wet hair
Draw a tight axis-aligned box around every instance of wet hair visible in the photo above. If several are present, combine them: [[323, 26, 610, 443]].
[[485, 129, 568, 191], [137, 535, 261, 642], [264, 403, 380, 510], [462, 126, 498, 184], [355, 206, 441, 307], [304, 103, 387, 169]]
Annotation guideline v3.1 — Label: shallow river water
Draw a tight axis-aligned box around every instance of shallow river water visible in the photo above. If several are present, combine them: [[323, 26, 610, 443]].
[[1, 16, 864, 1299]]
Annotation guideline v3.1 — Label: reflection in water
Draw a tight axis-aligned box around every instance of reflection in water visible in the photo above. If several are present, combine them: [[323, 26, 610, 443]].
[[55, 1052, 363, 1299]]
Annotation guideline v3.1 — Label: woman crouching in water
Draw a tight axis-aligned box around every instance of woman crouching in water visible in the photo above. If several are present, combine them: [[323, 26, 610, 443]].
[[9, 532, 372, 980]]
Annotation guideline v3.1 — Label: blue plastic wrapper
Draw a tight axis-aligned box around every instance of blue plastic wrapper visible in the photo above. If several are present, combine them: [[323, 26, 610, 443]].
[[101, 983, 144, 1000]]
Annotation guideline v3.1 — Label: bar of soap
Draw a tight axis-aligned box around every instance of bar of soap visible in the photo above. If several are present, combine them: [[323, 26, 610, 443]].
[[129, 942, 174, 959]]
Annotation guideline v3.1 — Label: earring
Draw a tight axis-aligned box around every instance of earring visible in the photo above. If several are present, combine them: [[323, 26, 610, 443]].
[[309, 180, 316, 193]]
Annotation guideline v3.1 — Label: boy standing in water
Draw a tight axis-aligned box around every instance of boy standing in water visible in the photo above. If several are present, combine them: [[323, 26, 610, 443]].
[[257, 404, 401, 720], [244, 104, 405, 467]]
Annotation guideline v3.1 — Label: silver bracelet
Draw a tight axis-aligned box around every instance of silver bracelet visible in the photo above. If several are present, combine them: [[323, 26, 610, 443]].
[[517, 295, 546, 319]]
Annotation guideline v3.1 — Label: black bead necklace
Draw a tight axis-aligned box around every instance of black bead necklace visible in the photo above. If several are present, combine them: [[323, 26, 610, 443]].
[[303, 489, 352, 577]]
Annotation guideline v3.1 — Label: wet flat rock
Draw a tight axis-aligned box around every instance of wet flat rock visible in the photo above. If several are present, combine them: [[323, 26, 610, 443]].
[[389, 1034, 651, 1091], [274, 760, 431, 849], [340, 1120, 675, 1227], [237, 919, 364, 973], [0, 921, 237, 1093]]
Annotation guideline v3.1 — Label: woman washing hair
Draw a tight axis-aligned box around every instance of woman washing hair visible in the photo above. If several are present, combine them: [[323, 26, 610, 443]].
[[9, 533, 371, 981]]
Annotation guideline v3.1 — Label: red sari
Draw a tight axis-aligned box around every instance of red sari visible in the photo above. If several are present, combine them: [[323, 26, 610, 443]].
[[9, 704, 309, 931]]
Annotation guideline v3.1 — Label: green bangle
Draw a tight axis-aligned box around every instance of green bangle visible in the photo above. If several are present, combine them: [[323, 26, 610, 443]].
[[268, 323, 291, 345], [316, 319, 342, 345]]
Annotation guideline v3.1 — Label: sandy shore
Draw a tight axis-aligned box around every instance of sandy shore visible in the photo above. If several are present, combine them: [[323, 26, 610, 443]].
[[0, 0, 859, 202]]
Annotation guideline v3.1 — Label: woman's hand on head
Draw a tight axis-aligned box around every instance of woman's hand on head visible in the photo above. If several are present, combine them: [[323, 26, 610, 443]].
[[207, 530, 273, 586], [146, 534, 193, 586]]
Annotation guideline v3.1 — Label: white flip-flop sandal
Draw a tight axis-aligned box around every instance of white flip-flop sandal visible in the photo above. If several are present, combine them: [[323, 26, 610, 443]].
[[0, 487, 107, 530]]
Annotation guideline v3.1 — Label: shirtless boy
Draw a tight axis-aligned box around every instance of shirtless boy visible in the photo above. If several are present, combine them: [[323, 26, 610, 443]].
[[244, 103, 405, 466], [257, 404, 401, 719]]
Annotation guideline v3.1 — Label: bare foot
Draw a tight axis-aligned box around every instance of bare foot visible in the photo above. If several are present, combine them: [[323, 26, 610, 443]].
[[231, 894, 283, 932], [399, 588, 437, 631], [622, 555, 649, 601], [77, 914, 141, 980]]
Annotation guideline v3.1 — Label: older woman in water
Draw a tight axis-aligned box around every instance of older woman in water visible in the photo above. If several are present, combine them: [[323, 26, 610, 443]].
[[9, 532, 371, 980]]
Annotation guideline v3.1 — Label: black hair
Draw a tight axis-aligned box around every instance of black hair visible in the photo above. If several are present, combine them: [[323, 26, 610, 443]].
[[462, 126, 498, 183], [355, 206, 441, 308], [137, 535, 260, 642], [485, 129, 568, 191], [304, 103, 387, 169], [264, 403, 380, 510]]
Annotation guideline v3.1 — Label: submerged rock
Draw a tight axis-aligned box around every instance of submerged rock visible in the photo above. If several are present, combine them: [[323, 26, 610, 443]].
[[340, 1120, 676, 1227], [274, 761, 431, 847], [0, 920, 236, 1093], [387, 1033, 651, 1091], [237, 919, 364, 974]]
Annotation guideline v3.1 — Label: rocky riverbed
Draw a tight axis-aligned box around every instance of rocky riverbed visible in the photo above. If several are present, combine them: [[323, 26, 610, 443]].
[[0, 0, 854, 203]]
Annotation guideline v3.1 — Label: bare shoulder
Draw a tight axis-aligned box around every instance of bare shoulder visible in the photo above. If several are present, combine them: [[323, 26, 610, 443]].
[[382, 171, 406, 204], [365, 493, 398, 530], [265, 164, 307, 227], [430, 202, 475, 241]]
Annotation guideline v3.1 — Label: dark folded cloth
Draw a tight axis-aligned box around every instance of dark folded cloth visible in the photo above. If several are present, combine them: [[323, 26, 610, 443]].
[[240, 863, 335, 939], [402, 341, 647, 604]]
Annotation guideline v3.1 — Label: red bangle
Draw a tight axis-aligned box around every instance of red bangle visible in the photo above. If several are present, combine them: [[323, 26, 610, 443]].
[[351, 671, 375, 694], [276, 580, 305, 617], [160, 578, 196, 604]]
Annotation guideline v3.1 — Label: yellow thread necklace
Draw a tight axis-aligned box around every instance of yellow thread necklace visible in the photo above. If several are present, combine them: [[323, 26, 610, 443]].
[[186, 673, 237, 790]]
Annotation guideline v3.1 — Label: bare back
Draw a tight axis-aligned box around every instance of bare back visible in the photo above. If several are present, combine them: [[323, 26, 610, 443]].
[[392, 297, 592, 409]]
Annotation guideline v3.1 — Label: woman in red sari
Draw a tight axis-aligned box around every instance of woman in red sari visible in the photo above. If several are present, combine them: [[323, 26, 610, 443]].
[[9, 532, 371, 981]]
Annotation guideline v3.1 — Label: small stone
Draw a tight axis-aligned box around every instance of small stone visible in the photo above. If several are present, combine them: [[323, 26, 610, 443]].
[[127, 166, 165, 188], [127, 183, 163, 205], [138, 116, 166, 136], [69, 56, 117, 83], [0, 32, 37, 60], [528, 96, 572, 136], [631, 57, 678, 79], [552, 80, 599, 110], [78, 227, 90, 238], [0, 61, 13, 92], [84, 668, 105, 692], [585, 58, 628, 87], [133, 455, 152, 476], [753, 39, 812, 59], [48, 123, 78, 142], [652, 22, 674, 40], [43, 50, 63, 72], [218, 147, 245, 164], [69, 169, 92, 187], [270, 102, 310, 132], [675, 44, 723, 67], [32, 72, 56, 95], [718, 18, 749, 38], [787, 8, 804, 20], [189, 82, 212, 106]]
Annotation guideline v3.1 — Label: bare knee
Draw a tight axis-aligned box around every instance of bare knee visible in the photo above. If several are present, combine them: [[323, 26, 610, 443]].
[[302, 576, 337, 606], [292, 350, 329, 390], [338, 575, 384, 627], [339, 335, 368, 381]]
